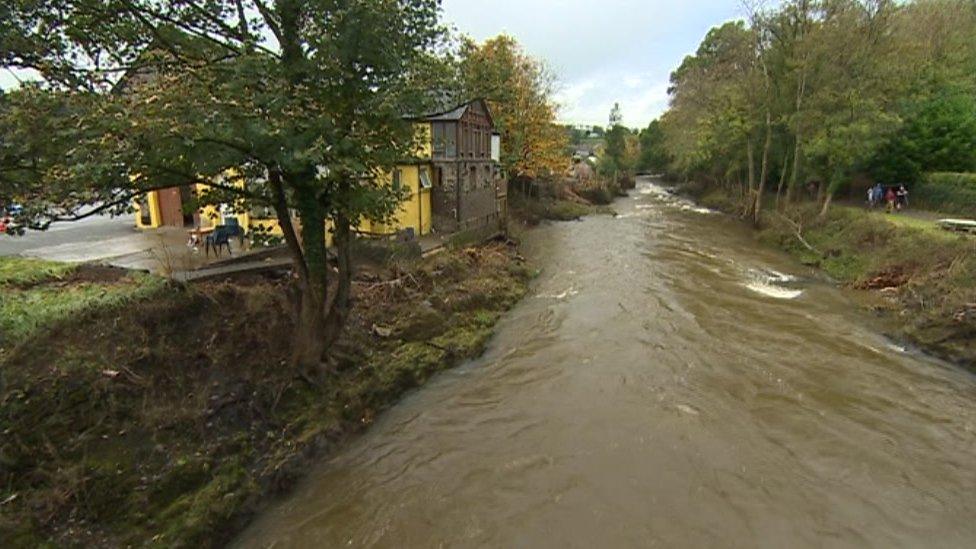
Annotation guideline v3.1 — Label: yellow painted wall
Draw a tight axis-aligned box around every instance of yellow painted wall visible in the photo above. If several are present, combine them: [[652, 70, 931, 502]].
[[134, 162, 430, 245], [359, 164, 432, 237], [134, 191, 163, 229]]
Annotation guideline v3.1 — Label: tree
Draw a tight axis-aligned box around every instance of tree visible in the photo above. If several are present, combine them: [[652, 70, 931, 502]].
[[661, 20, 758, 197], [637, 119, 670, 173], [869, 89, 976, 183], [0, 0, 447, 375], [659, 0, 976, 216], [801, 0, 901, 215], [457, 35, 567, 181], [601, 115, 633, 179]]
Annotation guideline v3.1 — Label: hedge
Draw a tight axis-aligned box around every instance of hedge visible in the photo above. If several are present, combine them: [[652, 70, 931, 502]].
[[913, 172, 976, 217]]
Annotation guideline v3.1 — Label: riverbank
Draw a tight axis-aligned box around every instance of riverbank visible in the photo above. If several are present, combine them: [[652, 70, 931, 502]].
[[235, 177, 976, 547], [508, 177, 622, 225], [685, 182, 976, 369], [0, 244, 531, 547]]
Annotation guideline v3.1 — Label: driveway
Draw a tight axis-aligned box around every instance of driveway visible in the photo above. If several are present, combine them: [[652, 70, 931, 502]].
[[0, 214, 141, 259], [0, 214, 266, 275]]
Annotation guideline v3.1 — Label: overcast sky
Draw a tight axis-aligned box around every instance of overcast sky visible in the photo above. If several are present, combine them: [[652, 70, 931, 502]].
[[0, 1, 748, 129], [443, 0, 749, 128]]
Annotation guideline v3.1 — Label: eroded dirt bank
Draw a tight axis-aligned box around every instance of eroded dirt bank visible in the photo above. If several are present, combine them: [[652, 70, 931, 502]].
[[0, 243, 531, 547]]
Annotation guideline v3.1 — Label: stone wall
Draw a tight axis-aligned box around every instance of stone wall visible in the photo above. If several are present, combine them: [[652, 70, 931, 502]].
[[431, 160, 505, 234], [431, 163, 459, 233], [458, 160, 499, 230]]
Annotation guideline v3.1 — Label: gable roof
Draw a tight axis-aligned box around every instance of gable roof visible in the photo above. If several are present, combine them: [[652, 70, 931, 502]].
[[415, 98, 495, 128]]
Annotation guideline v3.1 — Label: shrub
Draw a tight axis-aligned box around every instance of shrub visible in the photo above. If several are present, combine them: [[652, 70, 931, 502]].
[[913, 172, 976, 217]]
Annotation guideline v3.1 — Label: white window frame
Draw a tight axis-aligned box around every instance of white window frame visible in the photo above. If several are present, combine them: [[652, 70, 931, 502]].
[[419, 168, 432, 189]]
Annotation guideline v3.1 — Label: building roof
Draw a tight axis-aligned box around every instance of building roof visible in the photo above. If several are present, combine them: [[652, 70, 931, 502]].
[[422, 103, 469, 121], [414, 98, 496, 128]]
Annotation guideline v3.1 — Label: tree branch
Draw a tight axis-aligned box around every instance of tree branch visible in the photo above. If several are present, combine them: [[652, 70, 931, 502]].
[[144, 165, 265, 202], [23, 182, 181, 230], [118, 0, 242, 58], [269, 168, 310, 285], [252, 0, 284, 46]]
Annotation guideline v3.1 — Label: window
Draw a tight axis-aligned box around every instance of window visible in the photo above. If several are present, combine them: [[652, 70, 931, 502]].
[[392, 169, 403, 191], [419, 168, 432, 189], [432, 123, 445, 155], [443, 123, 457, 157]]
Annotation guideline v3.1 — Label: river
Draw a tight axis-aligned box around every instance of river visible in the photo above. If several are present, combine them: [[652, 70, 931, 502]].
[[236, 177, 976, 548]]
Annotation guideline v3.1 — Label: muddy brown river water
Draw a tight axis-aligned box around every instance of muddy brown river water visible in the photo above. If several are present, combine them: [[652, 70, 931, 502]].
[[237, 178, 976, 548]]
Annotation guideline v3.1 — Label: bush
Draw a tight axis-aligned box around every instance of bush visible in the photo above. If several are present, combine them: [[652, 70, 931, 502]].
[[913, 172, 976, 217]]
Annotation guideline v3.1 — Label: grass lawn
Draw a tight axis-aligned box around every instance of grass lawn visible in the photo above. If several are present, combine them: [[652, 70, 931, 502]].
[[837, 205, 963, 242], [0, 257, 78, 286], [0, 257, 167, 346]]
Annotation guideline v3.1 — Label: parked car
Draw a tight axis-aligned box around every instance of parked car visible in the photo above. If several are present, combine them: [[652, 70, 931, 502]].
[[1, 203, 23, 234]]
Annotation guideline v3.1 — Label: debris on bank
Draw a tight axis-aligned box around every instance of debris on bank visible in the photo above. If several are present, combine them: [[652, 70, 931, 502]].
[[0, 243, 532, 547]]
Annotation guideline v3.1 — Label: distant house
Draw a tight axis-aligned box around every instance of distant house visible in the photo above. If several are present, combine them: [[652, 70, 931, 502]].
[[135, 98, 506, 241], [419, 98, 504, 234]]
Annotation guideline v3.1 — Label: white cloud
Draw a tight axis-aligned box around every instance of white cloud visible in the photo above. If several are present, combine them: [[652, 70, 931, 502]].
[[443, 0, 750, 128]]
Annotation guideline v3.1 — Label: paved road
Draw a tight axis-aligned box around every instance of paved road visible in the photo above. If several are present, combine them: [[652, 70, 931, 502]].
[[0, 214, 143, 261], [0, 214, 265, 275]]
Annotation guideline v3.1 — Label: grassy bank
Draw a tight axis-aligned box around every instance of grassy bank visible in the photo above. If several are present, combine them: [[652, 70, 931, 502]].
[[693, 185, 976, 368], [0, 244, 532, 547], [0, 259, 168, 348]]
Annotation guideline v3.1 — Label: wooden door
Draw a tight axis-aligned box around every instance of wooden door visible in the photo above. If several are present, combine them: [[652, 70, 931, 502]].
[[157, 187, 185, 227]]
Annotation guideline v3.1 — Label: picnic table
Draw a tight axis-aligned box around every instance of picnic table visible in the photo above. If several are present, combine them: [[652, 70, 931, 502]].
[[938, 219, 976, 234], [187, 226, 215, 249]]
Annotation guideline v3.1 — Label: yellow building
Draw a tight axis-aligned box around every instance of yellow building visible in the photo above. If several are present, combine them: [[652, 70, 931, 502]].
[[135, 99, 503, 241], [358, 165, 433, 238]]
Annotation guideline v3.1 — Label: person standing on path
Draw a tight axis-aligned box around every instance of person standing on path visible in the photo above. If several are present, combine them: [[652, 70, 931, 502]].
[[896, 185, 909, 210]]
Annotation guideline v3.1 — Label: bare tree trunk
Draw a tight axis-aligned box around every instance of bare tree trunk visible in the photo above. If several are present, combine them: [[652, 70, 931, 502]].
[[291, 188, 330, 374], [745, 140, 756, 218], [785, 70, 807, 205], [775, 147, 791, 210], [820, 191, 833, 217], [786, 128, 802, 204], [754, 111, 773, 226], [270, 170, 308, 281], [323, 212, 353, 350]]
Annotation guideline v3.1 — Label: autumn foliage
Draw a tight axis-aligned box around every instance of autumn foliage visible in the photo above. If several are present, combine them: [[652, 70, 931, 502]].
[[458, 35, 568, 181]]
